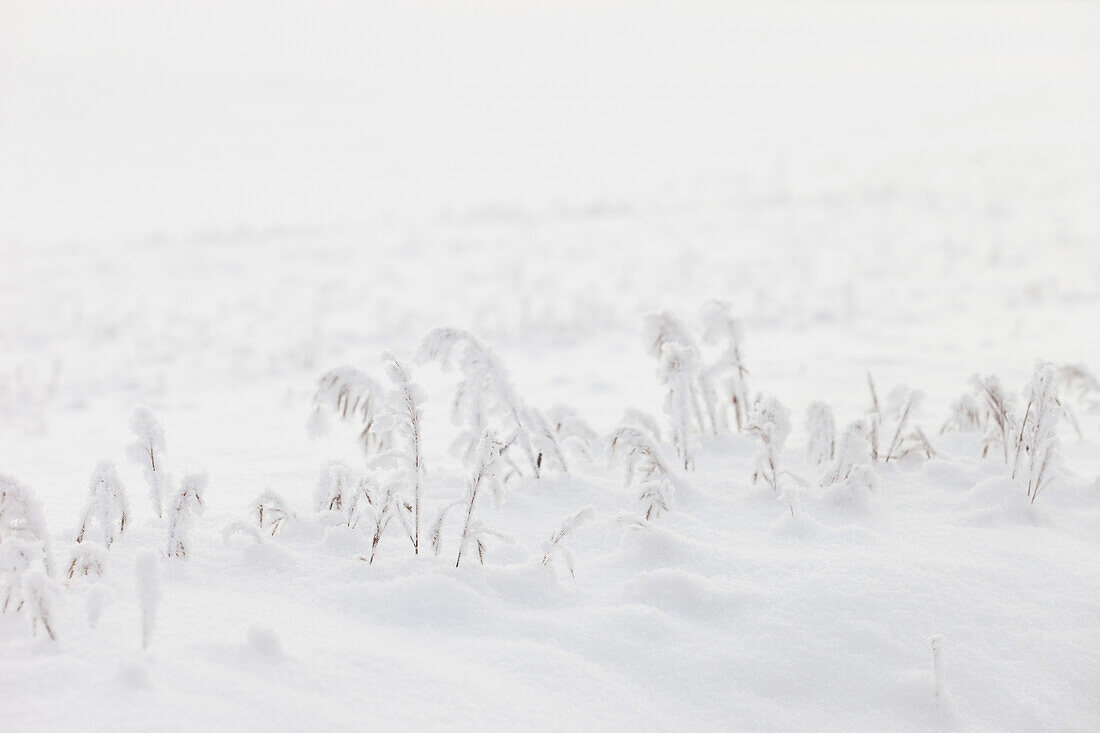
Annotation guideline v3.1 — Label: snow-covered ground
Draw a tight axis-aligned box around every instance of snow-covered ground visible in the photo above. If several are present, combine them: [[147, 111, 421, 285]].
[[2, 1, 1099, 731]]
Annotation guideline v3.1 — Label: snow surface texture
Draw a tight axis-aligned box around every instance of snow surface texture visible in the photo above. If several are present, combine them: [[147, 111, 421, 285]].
[[2, 1, 1099, 731]]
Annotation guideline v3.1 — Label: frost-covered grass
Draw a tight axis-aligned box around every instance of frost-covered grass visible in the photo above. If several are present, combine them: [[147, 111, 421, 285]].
[[2, 1, 1100, 731], [1, 319, 1097, 732]]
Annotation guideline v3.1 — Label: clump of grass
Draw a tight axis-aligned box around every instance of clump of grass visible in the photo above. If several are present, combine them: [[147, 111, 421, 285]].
[[0, 476, 58, 639], [609, 426, 677, 521], [638, 306, 753, 466], [66, 542, 107, 580], [1013, 363, 1064, 503], [823, 419, 873, 486], [940, 393, 982, 434], [883, 389, 917, 462], [898, 426, 936, 460], [701, 301, 750, 432], [655, 342, 702, 470], [0, 473, 54, 576], [430, 433, 507, 568], [254, 490, 291, 536], [529, 409, 575, 473], [828, 463, 877, 510], [361, 486, 402, 565], [645, 312, 715, 454], [166, 471, 208, 558], [418, 328, 567, 480], [314, 460, 352, 514], [329, 355, 432, 564], [942, 374, 1016, 461], [972, 375, 1015, 461], [805, 402, 836, 465], [0, 538, 57, 640], [313, 462, 375, 530], [1, 540, 32, 612], [747, 396, 791, 492], [544, 406, 600, 462], [308, 366, 391, 457], [866, 372, 882, 461], [748, 396, 803, 516], [541, 506, 596, 578], [20, 567, 56, 640], [127, 405, 170, 518], [379, 352, 427, 554], [864, 385, 935, 463], [75, 460, 129, 549], [620, 408, 662, 444]]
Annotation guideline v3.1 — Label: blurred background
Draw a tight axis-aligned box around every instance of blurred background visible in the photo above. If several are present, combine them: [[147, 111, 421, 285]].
[[1, 1, 1098, 493]]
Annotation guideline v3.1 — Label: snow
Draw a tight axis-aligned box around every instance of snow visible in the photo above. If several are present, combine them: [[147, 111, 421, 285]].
[[2, 0, 1099, 731]]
